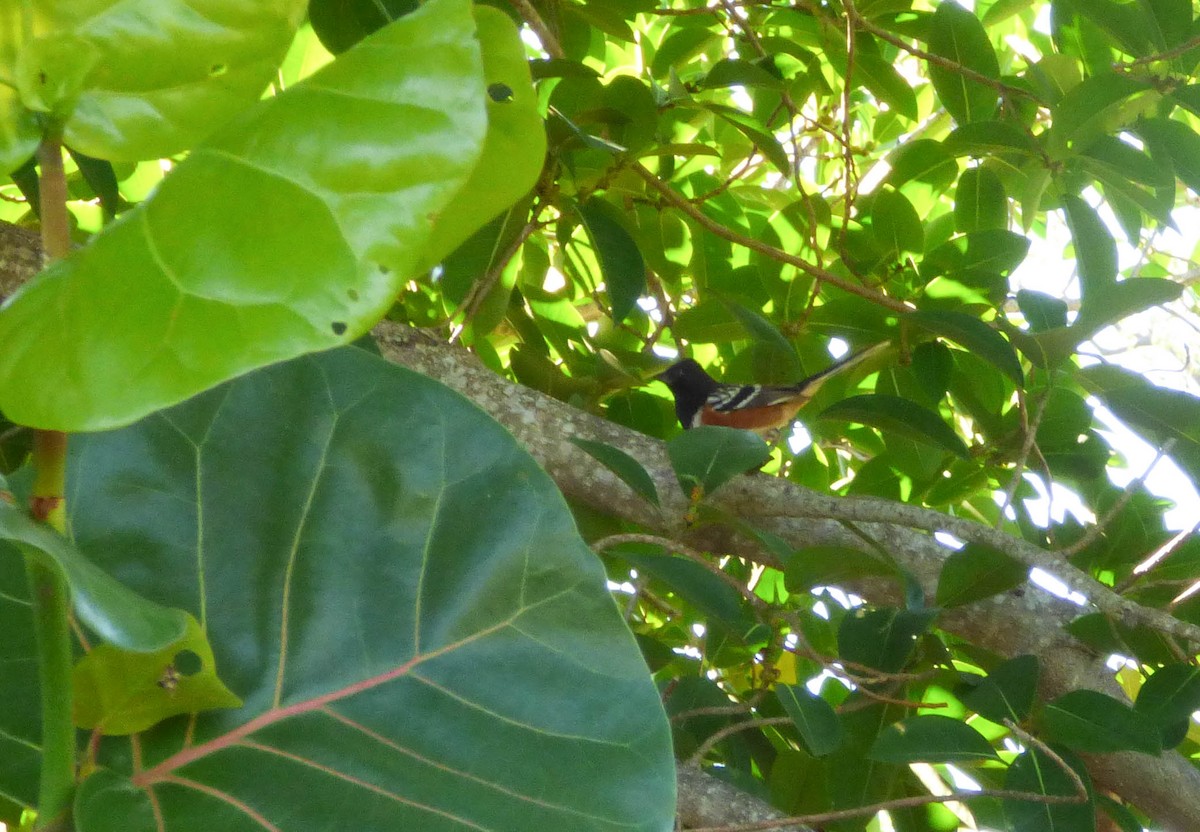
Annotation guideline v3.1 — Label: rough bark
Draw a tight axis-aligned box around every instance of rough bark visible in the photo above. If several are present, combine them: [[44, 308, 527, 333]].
[[2, 222, 1198, 830]]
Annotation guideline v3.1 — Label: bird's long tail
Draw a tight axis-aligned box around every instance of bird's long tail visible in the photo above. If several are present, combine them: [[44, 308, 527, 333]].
[[790, 340, 889, 397]]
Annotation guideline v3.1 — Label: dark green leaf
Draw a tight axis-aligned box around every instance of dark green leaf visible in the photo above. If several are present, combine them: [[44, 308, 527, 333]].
[[820, 394, 969, 457], [955, 167, 1008, 232], [962, 654, 1040, 722], [907, 310, 1024, 386], [1137, 117, 1200, 198], [1017, 289, 1068, 332], [0, 502, 186, 651], [578, 198, 647, 322], [571, 438, 660, 506], [838, 607, 938, 673], [725, 302, 803, 378], [870, 188, 925, 255], [785, 545, 897, 593], [309, 0, 419, 53], [1003, 748, 1095, 831], [935, 542, 1026, 607], [1041, 689, 1161, 754], [868, 714, 998, 763], [67, 147, 121, 220], [651, 26, 719, 78], [1062, 195, 1117, 304], [776, 684, 844, 757], [667, 426, 771, 495], [1135, 664, 1200, 737], [68, 347, 674, 830], [927, 2, 1001, 124]]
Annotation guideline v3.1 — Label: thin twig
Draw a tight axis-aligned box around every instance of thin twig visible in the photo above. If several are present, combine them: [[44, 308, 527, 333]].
[[996, 387, 1053, 529], [506, 0, 564, 59]]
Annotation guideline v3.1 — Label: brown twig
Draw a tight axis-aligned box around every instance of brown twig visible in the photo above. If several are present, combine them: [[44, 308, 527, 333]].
[[506, 0, 564, 59], [996, 386, 1053, 529]]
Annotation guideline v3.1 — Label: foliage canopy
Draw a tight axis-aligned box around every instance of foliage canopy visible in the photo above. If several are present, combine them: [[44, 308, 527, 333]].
[[3, 0, 1200, 830]]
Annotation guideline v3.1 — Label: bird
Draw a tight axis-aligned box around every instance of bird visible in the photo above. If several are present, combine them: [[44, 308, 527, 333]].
[[655, 342, 889, 434]]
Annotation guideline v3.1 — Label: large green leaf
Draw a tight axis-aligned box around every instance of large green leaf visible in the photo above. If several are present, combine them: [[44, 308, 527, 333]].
[[961, 654, 1039, 723], [927, 1, 1000, 124], [1003, 747, 1095, 831], [7, 0, 306, 162], [0, 550, 41, 821], [0, 0, 502, 431], [819, 394, 970, 457], [667, 426, 771, 496], [906, 310, 1024, 386], [868, 714, 997, 763], [0, 501, 187, 651], [65, 347, 674, 830], [776, 684, 843, 757], [1040, 689, 1161, 754]]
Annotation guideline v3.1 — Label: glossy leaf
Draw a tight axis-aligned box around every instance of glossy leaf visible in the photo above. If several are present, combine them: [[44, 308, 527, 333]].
[[927, 2, 1000, 124], [907, 310, 1024, 386], [961, 654, 1039, 723], [1041, 689, 1161, 754], [1003, 747, 1095, 831], [12, 0, 306, 162], [0, 501, 186, 651], [935, 542, 1026, 607], [67, 347, 675, 831], [572, 438, 660, 506], [0, 0, 492, 431], [1134, 663, 1200, 744], [868, 714, 997, 763], [776, 684, 843, 757], [819, 394, 970, 457], [73, 614, 242, 735], [667, 426, 770, 495], [578, 198, 647, 323]]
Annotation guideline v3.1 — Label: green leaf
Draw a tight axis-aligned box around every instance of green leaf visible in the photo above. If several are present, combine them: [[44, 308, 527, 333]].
[[578, 198, 647, 323], [700, 102, 791, 175], [1003, 747, 1095, 831], [1040, 689, 1161, 754], [838, 607, 938, 673], [961, 654, 1039, 723], [943, 121, 1040, 158], [785, 545, 897, 594], [73, 613, 242, 735], [1017, 289, 1069, 332], [1050, 74, 1157, 155], [667, 426, 771, 495], [725, 301, 803, 378], [819, 394, 970, 457], [13, 0, 306, 161], [0, 0, 491, 431], [420, 6, 548, 270], [1074, 278, 1184, 335], [935, 542, 1026, 607], [885, 139, 958, 189], [907, 310, 1024, 386], [650, 26, 718, 78], [1136, 117, 1200, 198], [571, 438, 660, 506], [1078, 364, 1200, 484], [776, 684, 844, 757], [954, 167, 1007, 232], [870, 187, 924, 255], [0, 501, 186, 651], [868, 714, 998, 763], [927, 1, 1000, 124], [309, 0, 420, 53], [1134, 663, 1200, 743], [1061, 195, 1117, 304], [67, 347, 674, 831]]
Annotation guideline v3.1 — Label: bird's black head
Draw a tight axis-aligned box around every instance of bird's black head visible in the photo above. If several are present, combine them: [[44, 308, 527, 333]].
[[655, 359, 718, 428]]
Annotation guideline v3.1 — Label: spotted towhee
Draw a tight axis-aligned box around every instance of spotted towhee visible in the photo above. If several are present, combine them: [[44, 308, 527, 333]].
[[656, 342, 888, 434]]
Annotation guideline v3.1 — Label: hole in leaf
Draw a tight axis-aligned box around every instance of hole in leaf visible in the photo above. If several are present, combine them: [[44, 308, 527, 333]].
[[377, 263, 390, 274], [331, 321, 348, 336], [173, 649, 203, 676], [347, 288, 360, 301], [487, 82, 514, 103]]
